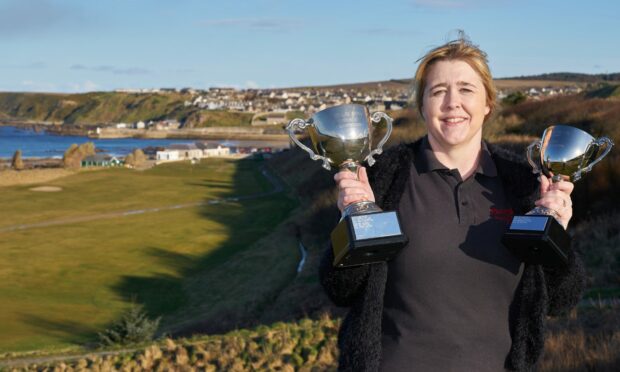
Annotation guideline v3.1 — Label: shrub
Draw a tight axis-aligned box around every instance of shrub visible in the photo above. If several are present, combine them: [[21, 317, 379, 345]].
[[502, 91, 527, 106], [62, 142, 96, 169], [125, 148, 146, 167], [98, 302, 161, 346], [11, 149, 24, 170]]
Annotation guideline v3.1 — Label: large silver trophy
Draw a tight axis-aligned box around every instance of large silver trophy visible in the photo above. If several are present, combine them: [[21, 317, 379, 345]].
[[287, 104, 407, 268], [502, 125, 613, 266]]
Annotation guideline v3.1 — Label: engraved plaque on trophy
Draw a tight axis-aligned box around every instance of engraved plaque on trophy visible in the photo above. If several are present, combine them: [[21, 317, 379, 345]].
[[287, 104, 407, 268], [502, 125, 613, 266]]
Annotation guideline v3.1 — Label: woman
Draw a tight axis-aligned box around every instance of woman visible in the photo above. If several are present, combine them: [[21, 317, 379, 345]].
[[319, 35, 585, 371]]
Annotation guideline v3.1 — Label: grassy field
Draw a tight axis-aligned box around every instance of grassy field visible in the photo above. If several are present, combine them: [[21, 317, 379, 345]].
[[0, 159, 298, 354]]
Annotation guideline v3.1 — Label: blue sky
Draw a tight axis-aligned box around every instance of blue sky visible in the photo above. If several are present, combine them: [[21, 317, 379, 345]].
[[0, 0, 618, 93]]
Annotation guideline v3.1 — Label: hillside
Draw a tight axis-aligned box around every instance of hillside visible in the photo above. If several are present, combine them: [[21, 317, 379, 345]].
[[1, 94, 619, 369], [0, 92, 253, 128], [500, 72, 620, 83], [1, 72, 616, 128]]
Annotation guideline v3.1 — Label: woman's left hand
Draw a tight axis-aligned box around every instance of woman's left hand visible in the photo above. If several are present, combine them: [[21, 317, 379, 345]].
[[535, 175, 574, 229]]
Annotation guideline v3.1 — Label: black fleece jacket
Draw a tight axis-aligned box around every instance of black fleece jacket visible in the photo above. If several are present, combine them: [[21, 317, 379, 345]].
[[319, 138, 586, 372]]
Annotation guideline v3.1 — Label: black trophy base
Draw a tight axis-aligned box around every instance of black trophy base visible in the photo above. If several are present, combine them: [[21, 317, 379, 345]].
[[502, 215, 570, 267], [331, 210, 407, 268]]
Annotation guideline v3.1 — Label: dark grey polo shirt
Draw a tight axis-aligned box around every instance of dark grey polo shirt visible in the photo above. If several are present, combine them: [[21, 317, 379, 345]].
[[380, 136, 523, 372]]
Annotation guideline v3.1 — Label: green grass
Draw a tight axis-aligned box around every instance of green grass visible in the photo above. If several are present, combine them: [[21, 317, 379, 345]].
[[584, 287, 620, 300], [0, 92, 203, 125], [0, 92, 254, 127], [185, 110, 254, 127], [0, 159, 298, 353]]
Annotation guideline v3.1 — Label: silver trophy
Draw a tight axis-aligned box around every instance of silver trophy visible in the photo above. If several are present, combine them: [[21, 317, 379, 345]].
[[502, 125, 614, 266], [287, 104, 407, 267]]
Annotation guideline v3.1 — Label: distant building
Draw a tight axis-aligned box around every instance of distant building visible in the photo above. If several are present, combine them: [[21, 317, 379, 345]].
[[202, 144, 230, 157], [169, 143, 203, 160], [156, 150, 180, 162], [81, 154, 123, 167]]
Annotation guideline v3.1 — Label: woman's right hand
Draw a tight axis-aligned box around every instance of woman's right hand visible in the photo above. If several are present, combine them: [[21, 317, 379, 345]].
[[334, 167, 375, 213]]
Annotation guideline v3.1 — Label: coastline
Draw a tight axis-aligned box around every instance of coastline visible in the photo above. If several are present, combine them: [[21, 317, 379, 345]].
[[0, 120, 292, 142]]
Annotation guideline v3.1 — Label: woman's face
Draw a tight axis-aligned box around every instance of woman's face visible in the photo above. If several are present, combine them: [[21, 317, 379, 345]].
[[421, 59, 490, 150]]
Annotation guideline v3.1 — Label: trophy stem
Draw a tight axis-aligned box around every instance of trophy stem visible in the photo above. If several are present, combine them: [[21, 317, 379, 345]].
[[551, 174, 563, 183], [342, 200, 382, 218], [339, 160, 361, 178]]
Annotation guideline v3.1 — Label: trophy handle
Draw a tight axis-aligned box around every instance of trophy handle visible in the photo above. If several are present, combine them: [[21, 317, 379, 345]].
[[365, 111, 393, 166], [526, 140, 543, 174], [286, 118, 332, 170], [573, 136, 614, 181]]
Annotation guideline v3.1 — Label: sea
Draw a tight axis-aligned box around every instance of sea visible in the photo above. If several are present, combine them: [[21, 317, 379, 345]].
[[0, 126, 290, 158]]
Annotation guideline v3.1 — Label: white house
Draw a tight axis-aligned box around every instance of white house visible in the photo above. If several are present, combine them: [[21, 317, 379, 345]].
[[156, 150, 180, 162], [169, 144, 203, 160], [203, 144, 230, 157]]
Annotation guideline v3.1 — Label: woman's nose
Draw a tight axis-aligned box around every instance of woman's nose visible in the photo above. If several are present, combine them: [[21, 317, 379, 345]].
[[444, 89, 461, 110]]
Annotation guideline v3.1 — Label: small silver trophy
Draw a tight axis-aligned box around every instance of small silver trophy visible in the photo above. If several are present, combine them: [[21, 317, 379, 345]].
[[502, 125, 614, 266], [287, 104, 407, 267]]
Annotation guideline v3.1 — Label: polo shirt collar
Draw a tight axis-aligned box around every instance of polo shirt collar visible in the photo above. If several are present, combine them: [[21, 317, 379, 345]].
[[414, 135, 498, 177], [477, 141, 498, 177]]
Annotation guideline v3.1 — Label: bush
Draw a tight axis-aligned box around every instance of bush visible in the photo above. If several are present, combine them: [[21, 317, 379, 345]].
[[11, 149, 24, 170], [63, 142, 96, 169], [502, 91, 527, 106], [125, 148, 146, 167], [98, 302, 161, 346]]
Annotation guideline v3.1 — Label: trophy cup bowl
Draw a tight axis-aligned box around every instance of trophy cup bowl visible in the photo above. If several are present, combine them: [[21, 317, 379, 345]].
[[502, 124, 614, 266], [287, 104, 407, 268]]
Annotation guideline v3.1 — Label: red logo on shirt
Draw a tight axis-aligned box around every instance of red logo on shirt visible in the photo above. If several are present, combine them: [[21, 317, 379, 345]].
[[490, 207, 514, 223]]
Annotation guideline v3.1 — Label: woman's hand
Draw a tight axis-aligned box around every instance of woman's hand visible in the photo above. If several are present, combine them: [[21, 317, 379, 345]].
[[334, 167, 375, 213], [535, 175, 574, 229]]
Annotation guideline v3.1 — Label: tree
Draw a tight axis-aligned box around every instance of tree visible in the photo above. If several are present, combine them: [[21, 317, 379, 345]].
[[11, 150, 24, 170], [63, 142, 97, 169], [98, 302, 161, 346], [124, 153, 135, 167], [502, 91, 527, 106], [124, 148, 146, 168], [133, 148, 146, 165]]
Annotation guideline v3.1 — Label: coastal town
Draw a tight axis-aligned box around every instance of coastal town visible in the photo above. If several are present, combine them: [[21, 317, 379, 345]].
[[108, 80, 584, 131]]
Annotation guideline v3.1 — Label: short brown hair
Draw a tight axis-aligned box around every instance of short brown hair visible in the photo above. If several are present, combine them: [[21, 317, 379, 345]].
[[413, 33, 497, 121]]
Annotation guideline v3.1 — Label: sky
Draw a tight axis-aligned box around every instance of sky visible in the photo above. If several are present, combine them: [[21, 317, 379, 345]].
[[0, 0, 618, 93]]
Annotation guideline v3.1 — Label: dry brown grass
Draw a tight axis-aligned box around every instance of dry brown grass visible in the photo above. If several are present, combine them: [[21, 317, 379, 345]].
[[0, 168, 75, 187], [7, 315, 340, 372], [541, 306, 620, 372]]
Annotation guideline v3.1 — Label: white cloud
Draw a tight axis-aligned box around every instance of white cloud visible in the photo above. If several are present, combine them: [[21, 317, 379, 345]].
[[200, 17, 300, 31], [21, 80, 57, 92], [67, 80, 99, 92], [70, 64, 150, 75], [245, 80, 259, 89]]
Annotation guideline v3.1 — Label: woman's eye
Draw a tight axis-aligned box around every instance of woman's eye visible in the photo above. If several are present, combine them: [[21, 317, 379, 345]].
[[460, 88, 473, 93], [432, 90, 445, 96]]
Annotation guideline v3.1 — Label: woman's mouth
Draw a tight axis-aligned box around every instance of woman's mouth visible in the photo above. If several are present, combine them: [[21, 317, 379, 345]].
[[441, 117, 468, 125]]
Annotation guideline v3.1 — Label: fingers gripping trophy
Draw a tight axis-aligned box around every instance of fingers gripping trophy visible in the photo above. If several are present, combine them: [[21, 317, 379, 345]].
[[502, 125, 614, 266], [287, 104, 407, 268]]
